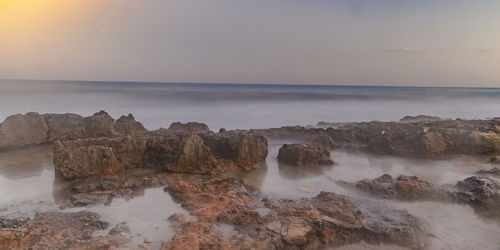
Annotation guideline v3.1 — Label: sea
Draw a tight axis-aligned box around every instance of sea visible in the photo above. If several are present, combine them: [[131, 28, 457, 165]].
[[1, 79, 500, 130]]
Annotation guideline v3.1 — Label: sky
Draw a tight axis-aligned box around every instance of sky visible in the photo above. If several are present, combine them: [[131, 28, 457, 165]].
[[0, 0, 499, 87]]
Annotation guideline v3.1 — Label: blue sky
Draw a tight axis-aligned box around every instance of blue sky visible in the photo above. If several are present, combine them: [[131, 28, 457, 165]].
[[0, 0, 499, 86]]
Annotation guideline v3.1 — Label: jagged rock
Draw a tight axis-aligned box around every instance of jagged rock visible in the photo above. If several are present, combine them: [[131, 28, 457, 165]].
[[306, 134, 337, 150], [471, 131, 500, 155], [277, 144, 333, 166], [53, 136, 147, 179], [352, 174, 450, 201], [113, 114, 148, 136], [168, 122, 211, 134], [453, 176, 500, 218], [82, 110, 116, 138], [172, 135, 219, 174], [203, 131, 268, 171], [0, 112, 48, 149]]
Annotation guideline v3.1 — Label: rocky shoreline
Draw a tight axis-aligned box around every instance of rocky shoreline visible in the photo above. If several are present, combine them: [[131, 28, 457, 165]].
[[1, 112, 500, 249]]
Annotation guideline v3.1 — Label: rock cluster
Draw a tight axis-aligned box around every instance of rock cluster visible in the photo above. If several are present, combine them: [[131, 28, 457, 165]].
[[53, 127, 268, 179], [453, 176, 500, 218], [0, 111, 147, 150]]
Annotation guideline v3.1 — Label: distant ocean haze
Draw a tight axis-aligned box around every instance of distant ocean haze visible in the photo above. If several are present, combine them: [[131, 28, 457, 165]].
[[1, 80, 500, 130]]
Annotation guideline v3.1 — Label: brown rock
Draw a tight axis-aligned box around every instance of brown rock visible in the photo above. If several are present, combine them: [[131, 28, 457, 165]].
[[477, 167, 500, 176], [168, 122, 211, 134], [114, 114, 148, 136], [0, 112, 48, 149], [82, 110, 116, 138], [43, 113, 86, 142], [306, 134, 337, 150], [172, 134, 219, 174], [277, 144, 333, 166], [453, 176, 500, 218], [53, 136, 147, 180]]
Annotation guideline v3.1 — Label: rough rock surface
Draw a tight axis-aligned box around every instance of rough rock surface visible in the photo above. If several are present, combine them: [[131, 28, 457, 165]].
[[0, 111, 148, 150], [306, 133, 337, 150], [453, 176, 500, 218], [53, 129, 268, 180], [53, 136, 147, 179], [0, 112, 48, 149], [351, 174, 450, 201], [277, 144, 333, 166], [0, 211, 130, 249], [168, 122, 211, 134], [400, 115, 442, 123], [113, 114, 148, 136]]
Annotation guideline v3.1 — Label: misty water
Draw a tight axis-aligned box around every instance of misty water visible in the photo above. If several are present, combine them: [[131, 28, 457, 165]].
[[1, 80, 500, 249]]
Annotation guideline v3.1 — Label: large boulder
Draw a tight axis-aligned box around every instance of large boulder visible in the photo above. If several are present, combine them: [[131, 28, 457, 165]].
[[0, 112, 48, 149], [203, 131, 268, 171], [53, 136, 147, 179], [277, 144, 333, 166]]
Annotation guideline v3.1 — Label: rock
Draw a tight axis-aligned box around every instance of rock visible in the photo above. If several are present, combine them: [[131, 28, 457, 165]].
[[306, 134, 337, 150], [43, 113, 85, 141], [0, 112, 48, 149], [477, 167, 500, 176], [299, 184, 315, 194], [352, 174, 450, 201], [277, 144, 333, 166], [53, 136, 147, 180], [168, 122, 211, 134], [203, 131, 268, 171], [453, 176, 500, 218], [400, 115, 442, 123], [82, 110, 116, 138], [0, 211, 131, 249], [109, 222, 131, 236], [144, 237, 153, 244], [471, 131, 500, 155], [113, 114, 148, 136], [172, 134, 219, 174]]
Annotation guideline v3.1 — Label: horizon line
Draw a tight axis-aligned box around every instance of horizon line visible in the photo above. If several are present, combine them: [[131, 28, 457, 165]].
[[1, 77, 499, 89]]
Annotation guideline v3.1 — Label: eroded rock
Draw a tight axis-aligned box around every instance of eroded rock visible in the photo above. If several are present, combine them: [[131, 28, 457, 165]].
[[306, 133, 337, 150], [277, 144, 333, 166], [453, 176, 500, 218], [0, 112, 48, 149], [168, 122, 211, 134]]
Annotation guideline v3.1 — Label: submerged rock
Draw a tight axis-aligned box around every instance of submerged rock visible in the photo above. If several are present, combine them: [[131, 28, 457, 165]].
[[351, 174, 450, 201], [400, 115, 442, 123], [453, 176, 500, 218], [477, 167, 500, 176], [277, 144, 333, 166]]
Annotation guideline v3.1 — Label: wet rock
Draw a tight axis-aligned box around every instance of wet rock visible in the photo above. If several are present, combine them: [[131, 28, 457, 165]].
[[477, 167, 500, 176], [162, 214, 233, 250], [471, 131, 500, 155], [53, 136, 147, 179], [171, 134, 219, 174], [453, 176, 500, 218], [352, 174, 450, 201], [0, 112, 48, 149], [109, 222, 132, 236], [144, 237, 153, 244], [203, 131, 268, 171], [306, 133, 337, 150], [277, 144, 333, 166], [0, 211, 131, 249], [400, 115, 442, 123], [168, 122, 211, 134], [114, 114, 148, 136]]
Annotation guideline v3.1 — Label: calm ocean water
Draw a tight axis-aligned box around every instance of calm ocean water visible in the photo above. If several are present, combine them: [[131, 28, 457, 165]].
[[1, 79, 500, 130]]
